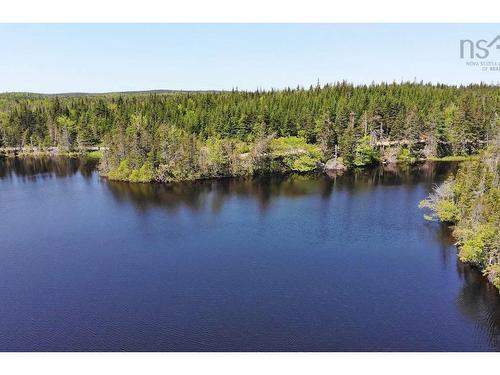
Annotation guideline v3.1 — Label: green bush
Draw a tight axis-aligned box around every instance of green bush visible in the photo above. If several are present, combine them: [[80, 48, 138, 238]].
[[397, 147, 415, 163], [129, 162, 154, 183], [488, 264, 500, 290], [353, 136, 379, 167], [108, 159, 131, 181], [236, 142, 250, 154], [435, 200, 459, 223], [291, 155, 317, 172], [271, 137, 320, 157], [459, 226, 496, 267]]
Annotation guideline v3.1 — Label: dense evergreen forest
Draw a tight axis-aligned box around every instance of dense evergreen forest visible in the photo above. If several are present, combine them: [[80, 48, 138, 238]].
[[0, 82, 499, 182], [420, 137, 499, 290]]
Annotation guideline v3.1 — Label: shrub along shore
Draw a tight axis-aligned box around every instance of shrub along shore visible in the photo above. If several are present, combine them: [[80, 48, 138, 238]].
[[420, 138, 500, 291], [0, 137, 481, 183]]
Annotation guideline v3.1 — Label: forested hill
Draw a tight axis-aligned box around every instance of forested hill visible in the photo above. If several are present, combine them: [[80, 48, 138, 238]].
[[0, 89, 222, 98], [1, 82, 499, 182]]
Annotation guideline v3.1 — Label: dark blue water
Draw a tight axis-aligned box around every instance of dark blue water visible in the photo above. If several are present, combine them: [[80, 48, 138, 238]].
[[0, 157, 498, 351]]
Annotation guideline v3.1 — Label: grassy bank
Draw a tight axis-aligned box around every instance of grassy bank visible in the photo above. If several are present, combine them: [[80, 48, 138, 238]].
[[428, 155, 479, 162]]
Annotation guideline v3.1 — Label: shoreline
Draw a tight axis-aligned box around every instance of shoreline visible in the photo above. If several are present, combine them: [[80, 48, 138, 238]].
[[1, 147, 477, 161], [1, 147, 474, 184]]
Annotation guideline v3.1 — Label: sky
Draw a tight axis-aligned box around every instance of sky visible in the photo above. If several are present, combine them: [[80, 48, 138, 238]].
[[0, 24, 498, 93]]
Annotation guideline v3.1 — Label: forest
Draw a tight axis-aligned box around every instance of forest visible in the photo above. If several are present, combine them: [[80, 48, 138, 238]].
[[420, 137, 499, 290], [0, 82, 499, 182]]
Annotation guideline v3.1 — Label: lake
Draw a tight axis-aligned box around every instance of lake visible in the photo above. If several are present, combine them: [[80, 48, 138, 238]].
[[0, 156, 498, 351]]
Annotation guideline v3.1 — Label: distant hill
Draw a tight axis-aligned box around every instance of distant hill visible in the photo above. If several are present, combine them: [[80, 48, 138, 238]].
[[0, 89, 225, 97]]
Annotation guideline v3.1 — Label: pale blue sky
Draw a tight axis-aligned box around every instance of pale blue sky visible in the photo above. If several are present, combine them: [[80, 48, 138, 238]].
[[0, 24, 498, 93]]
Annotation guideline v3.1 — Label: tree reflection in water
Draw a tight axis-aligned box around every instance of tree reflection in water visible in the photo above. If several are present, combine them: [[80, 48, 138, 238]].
[[455, 259, 500, 349], [0, 155, 97, 180], [1, 156, 459, 213], [103, 161, 459, 214], [424, 221, 500, 349]]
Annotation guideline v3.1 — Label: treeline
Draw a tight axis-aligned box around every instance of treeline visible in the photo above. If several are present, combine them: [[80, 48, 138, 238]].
[[0, 82, 498, 181], [420, 137, 499, 290]]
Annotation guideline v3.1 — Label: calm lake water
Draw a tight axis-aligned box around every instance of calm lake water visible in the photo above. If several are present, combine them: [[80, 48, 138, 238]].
[[0, 156, 499, 351]]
